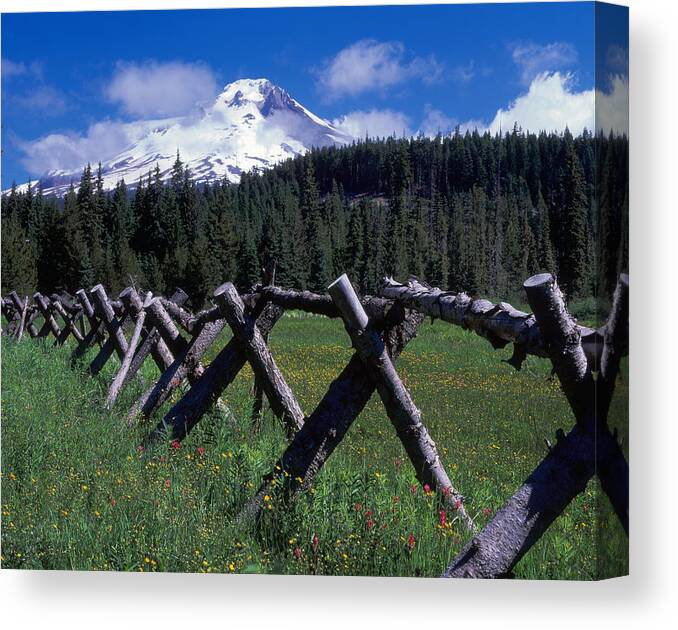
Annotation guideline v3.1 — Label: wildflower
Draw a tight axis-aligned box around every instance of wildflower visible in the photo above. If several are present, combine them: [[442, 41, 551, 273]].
[[354, 502, 363, 512], [81, 484, 89, 492], [111, 498, 117, 507], [482, 507, 492, 517], [137, 445, 145, 453], [441, 486, 451, 496], [453, 498, 462, 510], [439, 510, 447, 527], [94, 511, 101, 518], [159, 456, 166, 463], [365, 510, 373, 519], [366, 519, 375, 531], [263, 495, 271, 502], [311, 534, 319, 552], [170, 440, 180, 450], [293, 547, 302, 559], [410, 484, 418, 495], [196, 447, 205, 457], [228, 562, 236, 572], [423, 483, 431, 494], [394, 457, 402, 470], [164, 479, 171, 488], [407, 533, 416, 551]]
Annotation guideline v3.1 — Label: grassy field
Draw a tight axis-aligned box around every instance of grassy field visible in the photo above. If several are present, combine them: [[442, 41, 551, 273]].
[[0, 312, 628, 578]]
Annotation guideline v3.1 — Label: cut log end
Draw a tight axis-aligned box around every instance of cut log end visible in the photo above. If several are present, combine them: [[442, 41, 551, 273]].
[[523, 273, 554, 290]]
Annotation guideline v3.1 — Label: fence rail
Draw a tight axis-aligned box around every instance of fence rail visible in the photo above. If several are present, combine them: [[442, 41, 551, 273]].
[[1, 268, 629, 578]]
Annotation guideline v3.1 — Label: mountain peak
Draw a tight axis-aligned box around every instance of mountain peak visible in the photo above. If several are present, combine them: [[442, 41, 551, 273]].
[[220, 78, 276, 107], [11, 78, 352, 196]]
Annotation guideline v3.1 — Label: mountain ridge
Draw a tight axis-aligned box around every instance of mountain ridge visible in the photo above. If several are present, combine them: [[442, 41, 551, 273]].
[[10, 78, 352, 197]]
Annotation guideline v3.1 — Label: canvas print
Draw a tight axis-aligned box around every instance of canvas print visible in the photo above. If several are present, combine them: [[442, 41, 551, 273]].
[[0, 2, 628, 579]]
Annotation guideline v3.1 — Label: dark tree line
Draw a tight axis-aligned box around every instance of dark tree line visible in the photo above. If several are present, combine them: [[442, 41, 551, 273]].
[[1, 128, 628, 308]]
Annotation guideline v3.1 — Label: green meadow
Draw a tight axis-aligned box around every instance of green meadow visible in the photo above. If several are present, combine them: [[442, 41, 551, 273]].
[[0, 312, 628, 579]]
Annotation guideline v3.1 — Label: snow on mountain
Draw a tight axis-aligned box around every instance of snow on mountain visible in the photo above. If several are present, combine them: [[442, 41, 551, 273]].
[[13, 79, 353, 196]]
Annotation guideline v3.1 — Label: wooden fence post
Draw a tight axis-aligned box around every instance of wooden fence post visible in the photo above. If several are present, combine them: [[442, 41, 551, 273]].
[[121, 288, 188, 384], [214, 282, 305, 438], [33, 292, 64, 342], [9, 292, 38, 338], [90, 285, 128, 360], [145, 301, 282, 446], [238, 301, 423, 525], [442, 273, 629, 578], [104, 295, 150, 409], [328, 274, 474, 530]]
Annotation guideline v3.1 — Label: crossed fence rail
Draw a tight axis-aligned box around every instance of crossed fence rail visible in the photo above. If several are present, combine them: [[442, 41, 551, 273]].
[[1, 268, 629, 578]]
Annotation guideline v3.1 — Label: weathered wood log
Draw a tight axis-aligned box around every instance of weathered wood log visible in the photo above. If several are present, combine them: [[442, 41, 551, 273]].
[[145, 302, 282, 446], [249, 286, 395, 325], [328, 274, 474, 529], [9, 292, 38, 338], [90, 285, 128, 360], [523, 274, 595, 424], [71, 289, 105, 363], [442, 272, 629, 578], [14, 295, 29, 341], [126, 317, 226, 425], [51, 299, 85, 343], [158, 297, 198, 334], [239, 302, 423, 524], [104, 303, 148, 409], [214, 282, 305, 438], [1, 300, 18, 336], [122, 288, 188, 384], [33, 292, 63, 342], [596, 274, 630, 533], [380, 276, 607, 370], [143, 296, 189, 357]]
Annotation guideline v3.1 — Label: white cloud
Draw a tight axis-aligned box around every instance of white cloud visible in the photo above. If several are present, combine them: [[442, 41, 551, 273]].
[[595, 74, 628, 136], [14, 86, 69, 116], [317, 40, 443, 101], [481, 72, 594, 135], [511, 41, 578, 85], [333, 109, 412, 139], [2, 58, 43, 80], [420, 105, 458, 137], [15, 118, 168, 175], [106, 60, 218, 117]]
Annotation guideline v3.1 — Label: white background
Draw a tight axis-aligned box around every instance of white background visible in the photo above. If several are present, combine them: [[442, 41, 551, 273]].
[[1, 0, 676, 627]]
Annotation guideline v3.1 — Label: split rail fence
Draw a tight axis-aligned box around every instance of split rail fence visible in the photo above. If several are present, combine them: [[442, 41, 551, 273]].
[[2, 267, 629, 578]]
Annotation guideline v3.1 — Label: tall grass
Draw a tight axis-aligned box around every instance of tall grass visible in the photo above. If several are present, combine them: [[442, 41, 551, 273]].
[[0, 314, 628, 578]]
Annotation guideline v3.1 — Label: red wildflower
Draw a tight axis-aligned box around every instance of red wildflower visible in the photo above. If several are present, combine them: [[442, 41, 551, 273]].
[[392, 495, 400, 503], [407, 533, 416, 550], [293, 547, 302, 559], [441, 486, 451, 496], [439, 510, 448, 527], [365, 510, 373, 519], [366, 519, 375, 531], [394, 457, 402, 469], [164, 479, 171, 488], [410, 484, 418, 494], [137, 445, 144, 453], [453, 498, 462, 510], [423, 483, 431, 494], [482, 507, 492, 517], [196, 447, 205, 457], [110, 498, 117, 507], [354, 502, 363, 512], [159, 456, 166, 463], [170, 440, 180, 450], [311, 533, 319, 552]]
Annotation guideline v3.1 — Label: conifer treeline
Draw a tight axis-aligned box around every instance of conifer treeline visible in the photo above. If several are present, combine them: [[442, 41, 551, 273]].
[[1, 128, 628, 307]]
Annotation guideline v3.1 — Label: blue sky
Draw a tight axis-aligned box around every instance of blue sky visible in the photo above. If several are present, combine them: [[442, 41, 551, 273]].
[[1, 2, 628, 187]]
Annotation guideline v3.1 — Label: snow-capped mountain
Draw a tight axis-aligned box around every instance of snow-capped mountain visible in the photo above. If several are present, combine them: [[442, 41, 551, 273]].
[[14, 79, 352, 196]]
